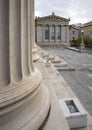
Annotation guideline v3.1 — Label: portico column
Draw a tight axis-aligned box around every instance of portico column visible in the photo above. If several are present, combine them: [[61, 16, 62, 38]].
[[60, 25, 62, 42], [28, 0, 34, 71], [66, 25, 69, 43], [55, 25, 57, 43], [21, 0, 30, 77], [0, 0, 50, 130], [42, 25, 45, 43], [49, 25, 51, 43], [32, 0, 40, 62]]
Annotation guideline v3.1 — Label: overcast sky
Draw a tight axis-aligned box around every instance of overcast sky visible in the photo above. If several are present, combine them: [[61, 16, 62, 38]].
[[35, 0, 92, 24]]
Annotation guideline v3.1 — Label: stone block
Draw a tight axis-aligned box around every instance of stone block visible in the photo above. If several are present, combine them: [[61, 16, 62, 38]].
[[59, 98, 87, 129]]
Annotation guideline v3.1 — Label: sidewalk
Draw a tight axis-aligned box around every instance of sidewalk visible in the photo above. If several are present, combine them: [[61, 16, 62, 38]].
[[67, 47, 92, 55], [67, 47, 80, 52]]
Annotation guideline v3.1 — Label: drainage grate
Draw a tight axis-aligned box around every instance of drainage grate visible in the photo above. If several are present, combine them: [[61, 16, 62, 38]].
[[65, 100, 79, 113]]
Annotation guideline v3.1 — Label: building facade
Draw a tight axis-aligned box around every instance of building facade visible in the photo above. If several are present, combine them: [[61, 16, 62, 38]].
[[69, 25, 81, 41], [35, 12, 70, 46], [82, 21, 92, 38]]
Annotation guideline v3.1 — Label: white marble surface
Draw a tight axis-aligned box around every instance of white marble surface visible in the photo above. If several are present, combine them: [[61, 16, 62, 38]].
[[59, 98, 87, 128]]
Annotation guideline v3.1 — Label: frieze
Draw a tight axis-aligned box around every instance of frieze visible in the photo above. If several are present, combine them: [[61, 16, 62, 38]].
[[35, 20, 69, 26]]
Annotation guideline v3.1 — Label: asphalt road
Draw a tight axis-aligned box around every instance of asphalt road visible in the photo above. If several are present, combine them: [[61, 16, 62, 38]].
[[43, 47, 92, 115]]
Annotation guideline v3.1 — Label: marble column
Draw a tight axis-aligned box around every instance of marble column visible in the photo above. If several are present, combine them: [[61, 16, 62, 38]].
[[60, 25, 62, 42], [32, 0, 40, 62], [21, 0, 30, 77], [66, 25, 69, 43], [49, 25, 51, 43], [55, 25, 57, 43], [42, 25, 45, 43], [0, 0, 50, 130], [28, 0, 34, 71]]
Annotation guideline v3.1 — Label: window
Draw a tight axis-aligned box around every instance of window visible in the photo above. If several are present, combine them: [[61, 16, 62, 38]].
[[73, 37, 75, 40], [57, 25, 61, 40], [45, 25, 49, 40], [73, 31, 75, 34], [51, 25, 55, 40]]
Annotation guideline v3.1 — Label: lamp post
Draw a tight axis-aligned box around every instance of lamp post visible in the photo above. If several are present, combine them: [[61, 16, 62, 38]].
[[80, 30, 86, 52]]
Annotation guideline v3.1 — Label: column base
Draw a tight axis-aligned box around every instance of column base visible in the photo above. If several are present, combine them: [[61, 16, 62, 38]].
[[32, 46, 40, 62], [79, 45, 86, 53], [33, 55, 40, 62], [0, 69, 50, 130]]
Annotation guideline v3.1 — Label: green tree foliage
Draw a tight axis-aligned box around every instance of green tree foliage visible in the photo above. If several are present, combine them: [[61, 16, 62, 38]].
[[69, 35, 92, 47], [84, 36, 92, 46], [69, 36, 81, 47]]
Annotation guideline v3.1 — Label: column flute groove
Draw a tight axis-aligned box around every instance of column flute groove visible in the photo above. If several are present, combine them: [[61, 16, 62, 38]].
[[21, 0, 30, 77], [28, 0, 34, 72], [9, 0, 22, 82], [0, 0, 10, 87], [60, 25, 62, 42]]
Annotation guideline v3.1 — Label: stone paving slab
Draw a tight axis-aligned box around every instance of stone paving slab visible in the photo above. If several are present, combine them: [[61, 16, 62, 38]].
[[38, 49, 75, 72], [34, 62, 49, 80]]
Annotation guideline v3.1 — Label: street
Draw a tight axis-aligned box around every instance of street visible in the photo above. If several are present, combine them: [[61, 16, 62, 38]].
[[43, 47, 92, 115]]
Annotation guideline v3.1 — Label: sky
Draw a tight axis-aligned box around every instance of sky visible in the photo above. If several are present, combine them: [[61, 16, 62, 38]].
[[35, 0, 92, 24]]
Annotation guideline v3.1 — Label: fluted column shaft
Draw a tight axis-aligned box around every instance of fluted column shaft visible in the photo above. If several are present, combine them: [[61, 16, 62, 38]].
[[31, 0, 35, 48], [0, 1, 50, 130], [0, 0, 35, 86], [49, 25, 51, 43], [42, 25, 45, 42], [66, 25, 69, 43], [55, 25, 57, 42], [61, 26, 62, 42]]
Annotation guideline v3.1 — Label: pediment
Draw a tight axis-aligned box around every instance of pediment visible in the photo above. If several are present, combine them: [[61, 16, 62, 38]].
[[36, 13, 70, 22]]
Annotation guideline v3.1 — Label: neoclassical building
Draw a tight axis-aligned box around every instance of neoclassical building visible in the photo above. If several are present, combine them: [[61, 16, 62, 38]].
[[35, 12, 70, 46], [82, 21, 92, 38], [69, 24, 81, 41]]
